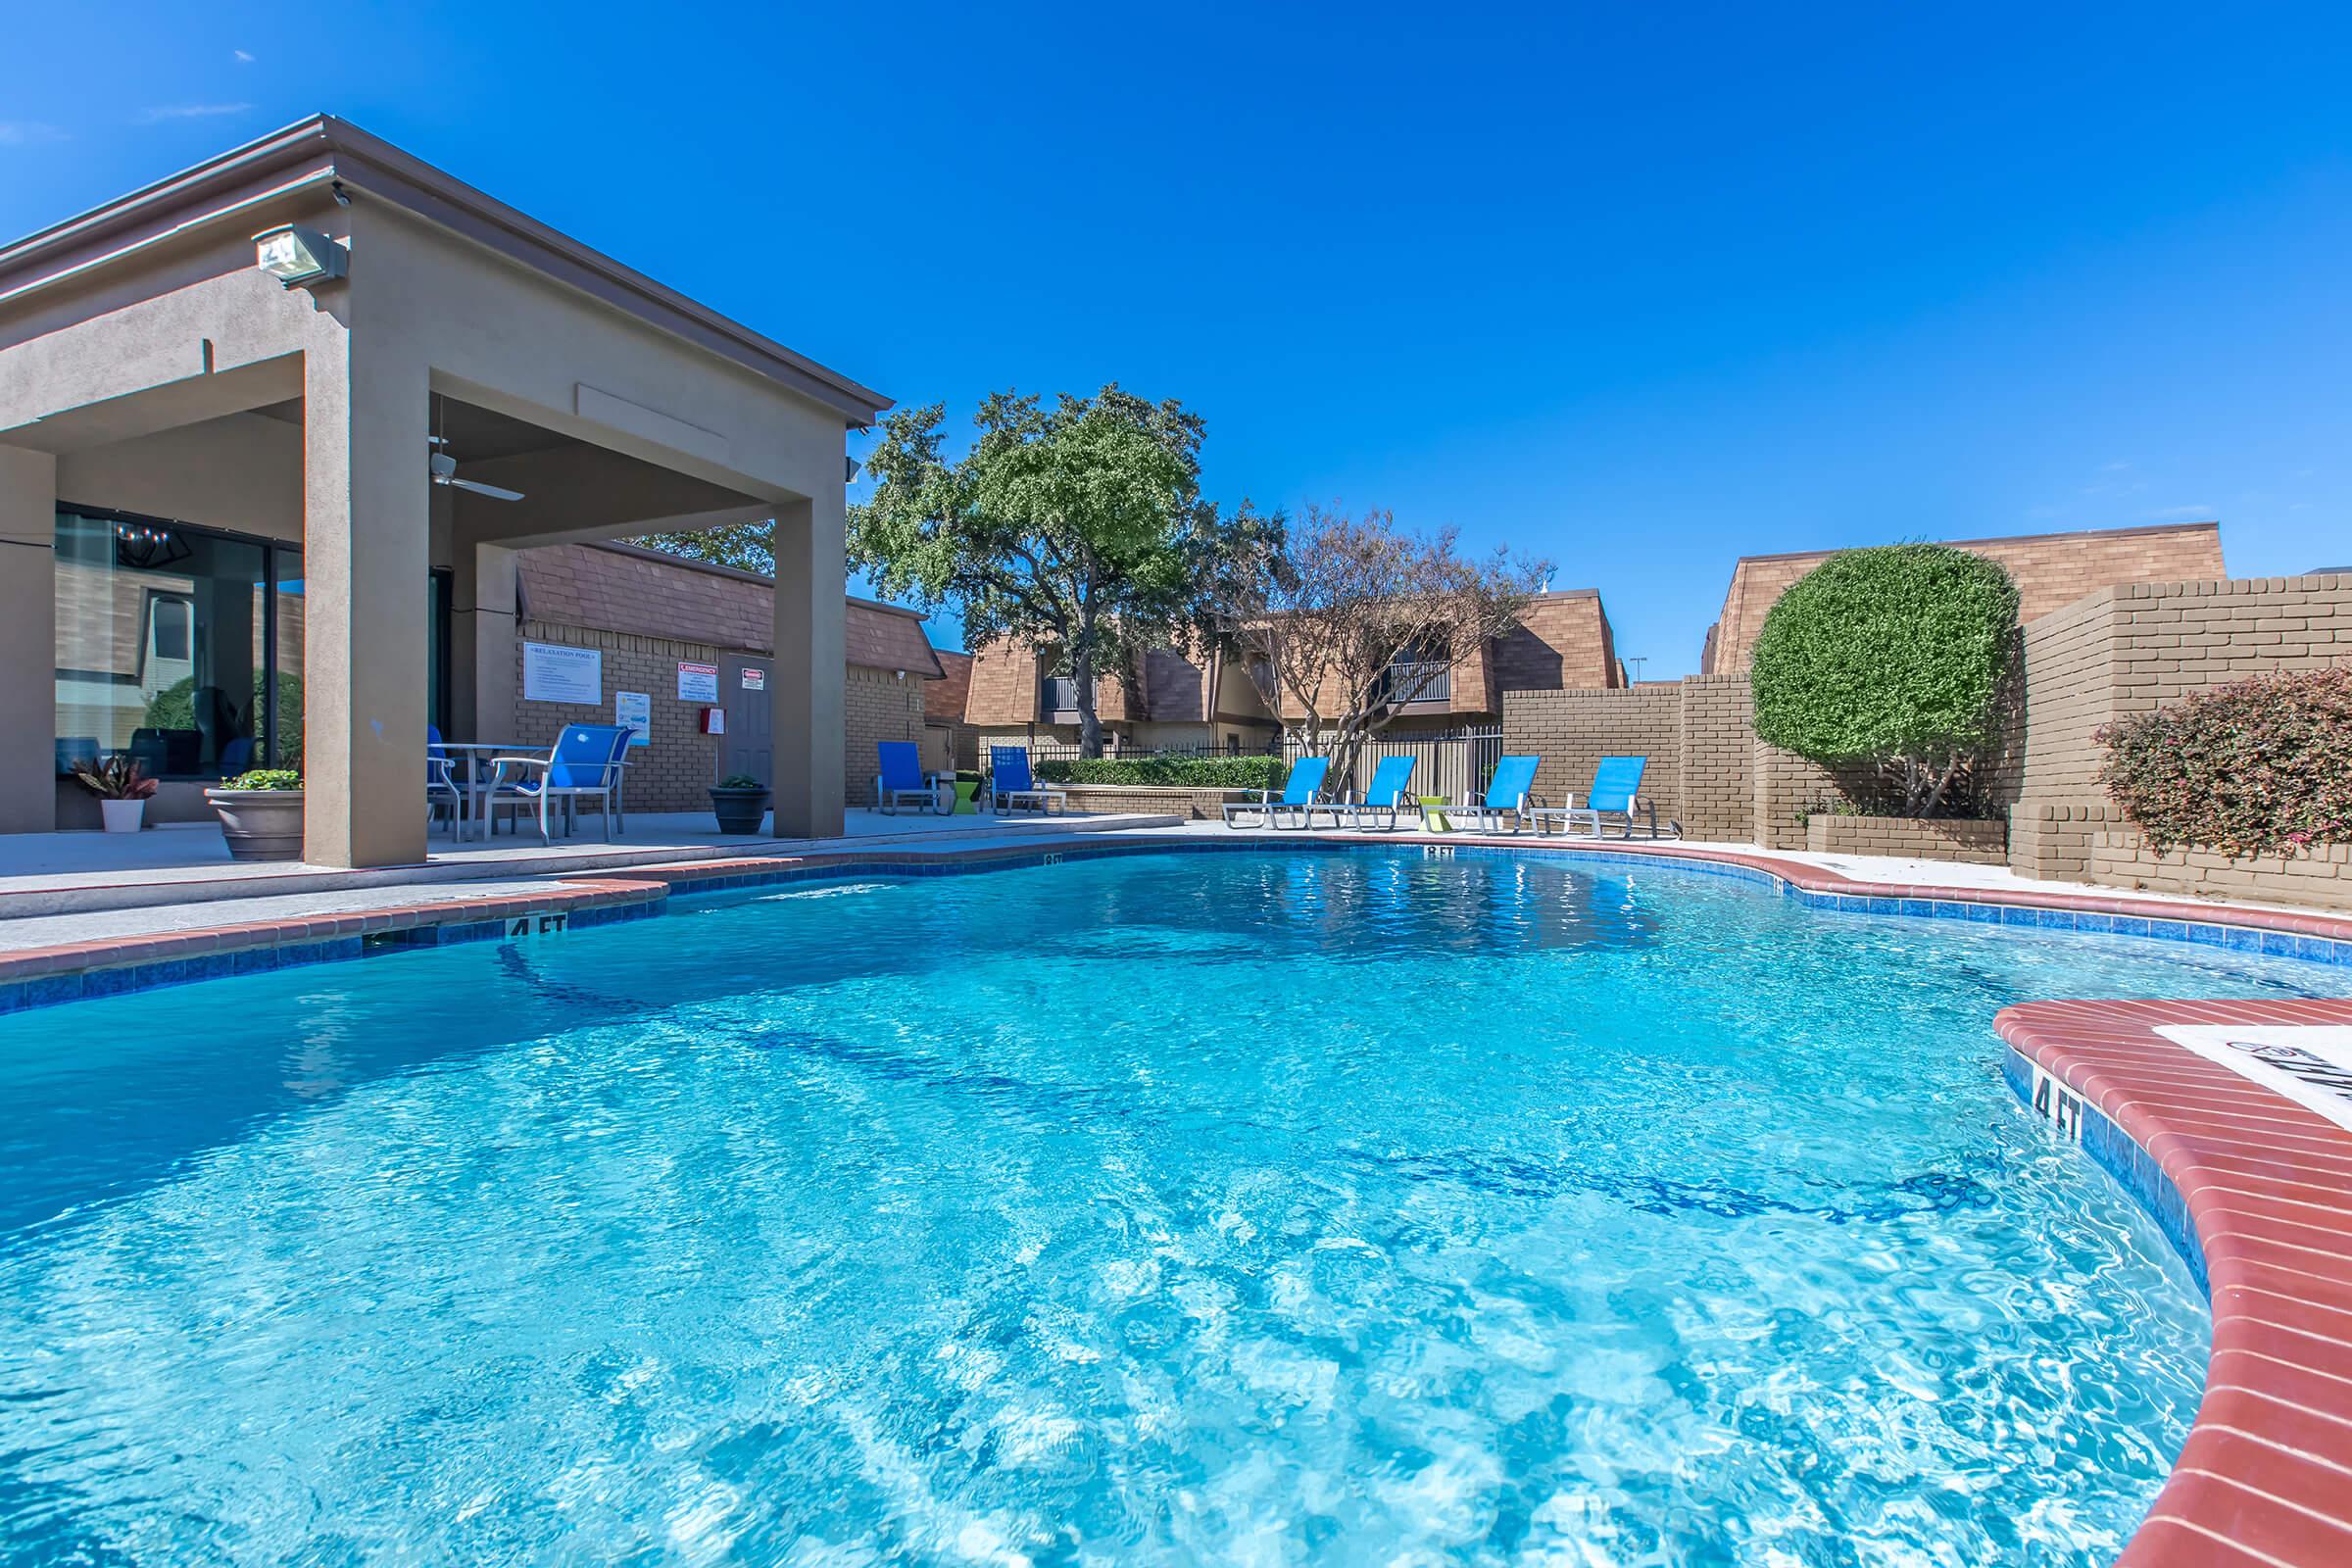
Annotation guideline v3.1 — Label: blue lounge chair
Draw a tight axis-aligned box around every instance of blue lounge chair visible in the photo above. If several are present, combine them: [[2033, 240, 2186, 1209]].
[[1543, 755, 1670, 839], [1459, 754, 1544, 834], [1223, 757, 1331, 829], [426, 723, 465, 838], [487, 724, 632, 845], [875, 741, 937, 814], [1333, 755, 1417, 831], [989, 746, 1068, 815]]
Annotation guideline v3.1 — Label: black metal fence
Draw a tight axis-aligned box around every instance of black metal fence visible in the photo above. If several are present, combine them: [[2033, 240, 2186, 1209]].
[[1010, 727, 1506, 802]]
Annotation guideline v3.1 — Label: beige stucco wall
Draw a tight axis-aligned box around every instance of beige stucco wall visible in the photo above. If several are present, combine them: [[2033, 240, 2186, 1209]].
[[0, 156, 863, 859]]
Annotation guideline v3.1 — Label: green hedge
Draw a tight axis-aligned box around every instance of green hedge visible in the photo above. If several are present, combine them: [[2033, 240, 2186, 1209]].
[[2097, 664, 2351, 858], [1033, 756, 1288, 791]]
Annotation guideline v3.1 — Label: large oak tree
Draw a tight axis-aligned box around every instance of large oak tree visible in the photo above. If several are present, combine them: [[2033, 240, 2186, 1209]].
[[848, 384, 1259, 757]]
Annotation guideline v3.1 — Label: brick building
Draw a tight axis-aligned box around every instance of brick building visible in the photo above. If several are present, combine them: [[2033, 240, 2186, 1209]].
[[1698, 520, 2226, 675], [501, 543, 946, 813], [961, 587, 1624, 754]]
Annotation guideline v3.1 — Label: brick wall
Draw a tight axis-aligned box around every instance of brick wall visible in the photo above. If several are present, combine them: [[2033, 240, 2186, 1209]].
[[1806, 814, 2008, 864], [516, 620, 929, 812], [1056, 784, 1242, 820], [1706, 521, 2224, 675], [846, 664, 932, 806], [2088, 830, 2352, 911], [512, 621, 726, 815], [1677, 675, 1753, 841], [2007, 801, 2118, 883], [1502, 686, 1686, 825], [2010, 573, 2352, 889]]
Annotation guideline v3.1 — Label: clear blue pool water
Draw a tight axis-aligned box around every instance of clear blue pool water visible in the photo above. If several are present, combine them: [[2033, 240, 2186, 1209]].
[[1, 849, 2344, 1566]]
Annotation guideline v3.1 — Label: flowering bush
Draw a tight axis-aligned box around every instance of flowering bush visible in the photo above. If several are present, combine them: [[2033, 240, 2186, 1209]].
[[2096, 664, 2352, 858]]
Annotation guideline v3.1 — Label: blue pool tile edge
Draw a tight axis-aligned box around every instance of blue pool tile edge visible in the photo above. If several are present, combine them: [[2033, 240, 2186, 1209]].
[[1999, 1046, 2209, 1298], [3, 835, 2346, 1017]]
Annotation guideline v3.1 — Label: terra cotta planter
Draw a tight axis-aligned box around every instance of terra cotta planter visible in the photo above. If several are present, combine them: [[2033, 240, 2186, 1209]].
[[205, 788, 306, 860]]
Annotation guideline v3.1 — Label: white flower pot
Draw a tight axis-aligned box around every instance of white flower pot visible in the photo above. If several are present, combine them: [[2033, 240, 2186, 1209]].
[[100, 798, 145, 833]]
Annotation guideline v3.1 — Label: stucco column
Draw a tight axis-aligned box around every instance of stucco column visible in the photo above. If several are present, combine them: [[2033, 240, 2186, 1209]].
[[0, 445, 58, 833], [303, 336, 430, 867], [451, 541, 518, 741], [771, 490, 846, 838]]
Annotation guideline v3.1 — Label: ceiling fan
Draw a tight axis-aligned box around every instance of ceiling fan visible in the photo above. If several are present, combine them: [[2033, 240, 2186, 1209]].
[[428, 395, 525, 502]]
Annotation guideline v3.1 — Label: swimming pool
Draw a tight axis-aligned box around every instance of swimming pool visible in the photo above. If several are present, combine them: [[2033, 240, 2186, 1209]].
[[1, 849, 2342, 1564]]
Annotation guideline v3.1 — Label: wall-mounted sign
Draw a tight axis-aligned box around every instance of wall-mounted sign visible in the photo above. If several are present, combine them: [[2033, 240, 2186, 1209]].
[[676, 661, 718, 703], [740, 665, 766, 692], [522, 642, 601, 705], [614, 691, 652, 747]]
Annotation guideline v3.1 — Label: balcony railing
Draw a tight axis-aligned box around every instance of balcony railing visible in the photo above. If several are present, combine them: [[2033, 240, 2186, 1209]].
[[1041, 676, 1081, 718], [1376, 659, 1451, 707]]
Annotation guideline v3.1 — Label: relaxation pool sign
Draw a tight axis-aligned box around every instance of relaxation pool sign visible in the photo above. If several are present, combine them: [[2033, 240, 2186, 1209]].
[[2155, 1025, 2352, 1134]]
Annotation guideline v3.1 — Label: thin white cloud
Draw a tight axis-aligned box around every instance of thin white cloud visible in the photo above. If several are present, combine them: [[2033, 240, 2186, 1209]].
[[233, 49, 255, 63], [138, 102, 256, 123], [0, 121, 69, 146]]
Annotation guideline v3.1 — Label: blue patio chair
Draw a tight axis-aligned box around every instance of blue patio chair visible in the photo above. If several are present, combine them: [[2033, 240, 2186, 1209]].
[[425, 723, 465, 838], [1548, 755, 1670, 840], [1222, 757, 1331, 829], [989, 746, 1068, 815], [875, 741, 937, 815], [1333, 755, 1417, 831], [486, 724, 632, 845], [1459, 754, 1544, 834]]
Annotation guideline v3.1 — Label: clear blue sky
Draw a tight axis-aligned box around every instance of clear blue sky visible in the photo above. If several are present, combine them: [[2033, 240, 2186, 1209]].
[[8, 3, 2348, 673]]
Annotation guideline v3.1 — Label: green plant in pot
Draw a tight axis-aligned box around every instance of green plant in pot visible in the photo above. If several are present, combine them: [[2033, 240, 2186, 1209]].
[[710, 773, 771, 835], [70, 755, 159, 834], [205, 767, 306, 861]]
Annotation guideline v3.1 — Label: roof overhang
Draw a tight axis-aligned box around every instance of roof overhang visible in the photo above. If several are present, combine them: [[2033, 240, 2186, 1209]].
[[0, 114, 892, 427]]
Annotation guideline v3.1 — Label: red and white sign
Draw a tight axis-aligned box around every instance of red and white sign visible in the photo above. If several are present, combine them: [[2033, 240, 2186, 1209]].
[[676, 662, 718, 702], [740, 666, 766, 691]]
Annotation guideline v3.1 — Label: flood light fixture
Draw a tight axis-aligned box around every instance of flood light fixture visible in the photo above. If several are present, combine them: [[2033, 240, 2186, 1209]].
[[253, 224, 345, 287]]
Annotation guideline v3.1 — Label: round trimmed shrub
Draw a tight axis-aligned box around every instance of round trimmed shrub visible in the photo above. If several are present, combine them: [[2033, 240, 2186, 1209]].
[[2097, 664, 2352, 858], [1750, 544, 2019, 814]]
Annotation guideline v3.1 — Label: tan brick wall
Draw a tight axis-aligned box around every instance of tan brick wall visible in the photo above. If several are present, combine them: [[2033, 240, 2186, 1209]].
[[847, 664, 931, 807], [1503, 686, 1686, 825], [2011, 573, 2352, 894], [2007, 800, 2119, 883], [2088, 829, 2352, 911], [513, 620, 726, 815], [1055, 784, 1243, 820], [1677, 675, 1753, 841], [516, 620, 929, 812], [1706, 521, 2224, 675], [1806, 814, 2008, 864]]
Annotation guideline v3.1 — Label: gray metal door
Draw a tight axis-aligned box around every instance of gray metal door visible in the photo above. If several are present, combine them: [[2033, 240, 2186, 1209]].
[[719, 657, 772, 785]]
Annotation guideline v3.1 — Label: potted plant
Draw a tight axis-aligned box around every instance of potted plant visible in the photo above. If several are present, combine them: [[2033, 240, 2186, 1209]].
[[206, 768, 306, 860], [70, 755, 159, 833], [710, 773, 771, 835]]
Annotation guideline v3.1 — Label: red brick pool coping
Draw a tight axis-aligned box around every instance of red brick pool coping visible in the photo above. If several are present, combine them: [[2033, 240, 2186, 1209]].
[[1998, 999, 2352, 1568], [3, 832, 2350, 1565]]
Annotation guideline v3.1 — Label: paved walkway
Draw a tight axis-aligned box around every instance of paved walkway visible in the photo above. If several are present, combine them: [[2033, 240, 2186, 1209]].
[[0, 809, 1181, 920]]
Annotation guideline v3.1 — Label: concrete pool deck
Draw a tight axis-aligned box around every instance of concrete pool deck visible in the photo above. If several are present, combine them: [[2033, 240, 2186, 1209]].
[[1, 821, 2348, 1567]]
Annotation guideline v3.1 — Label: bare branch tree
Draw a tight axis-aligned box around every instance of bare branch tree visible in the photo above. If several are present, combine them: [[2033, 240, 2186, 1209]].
[[1218, 506, 1549, 792]]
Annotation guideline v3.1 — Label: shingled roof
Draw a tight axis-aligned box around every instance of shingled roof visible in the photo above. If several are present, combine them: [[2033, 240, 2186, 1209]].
[[927, 650, 974, 724], [516, 542, 942, 677]]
